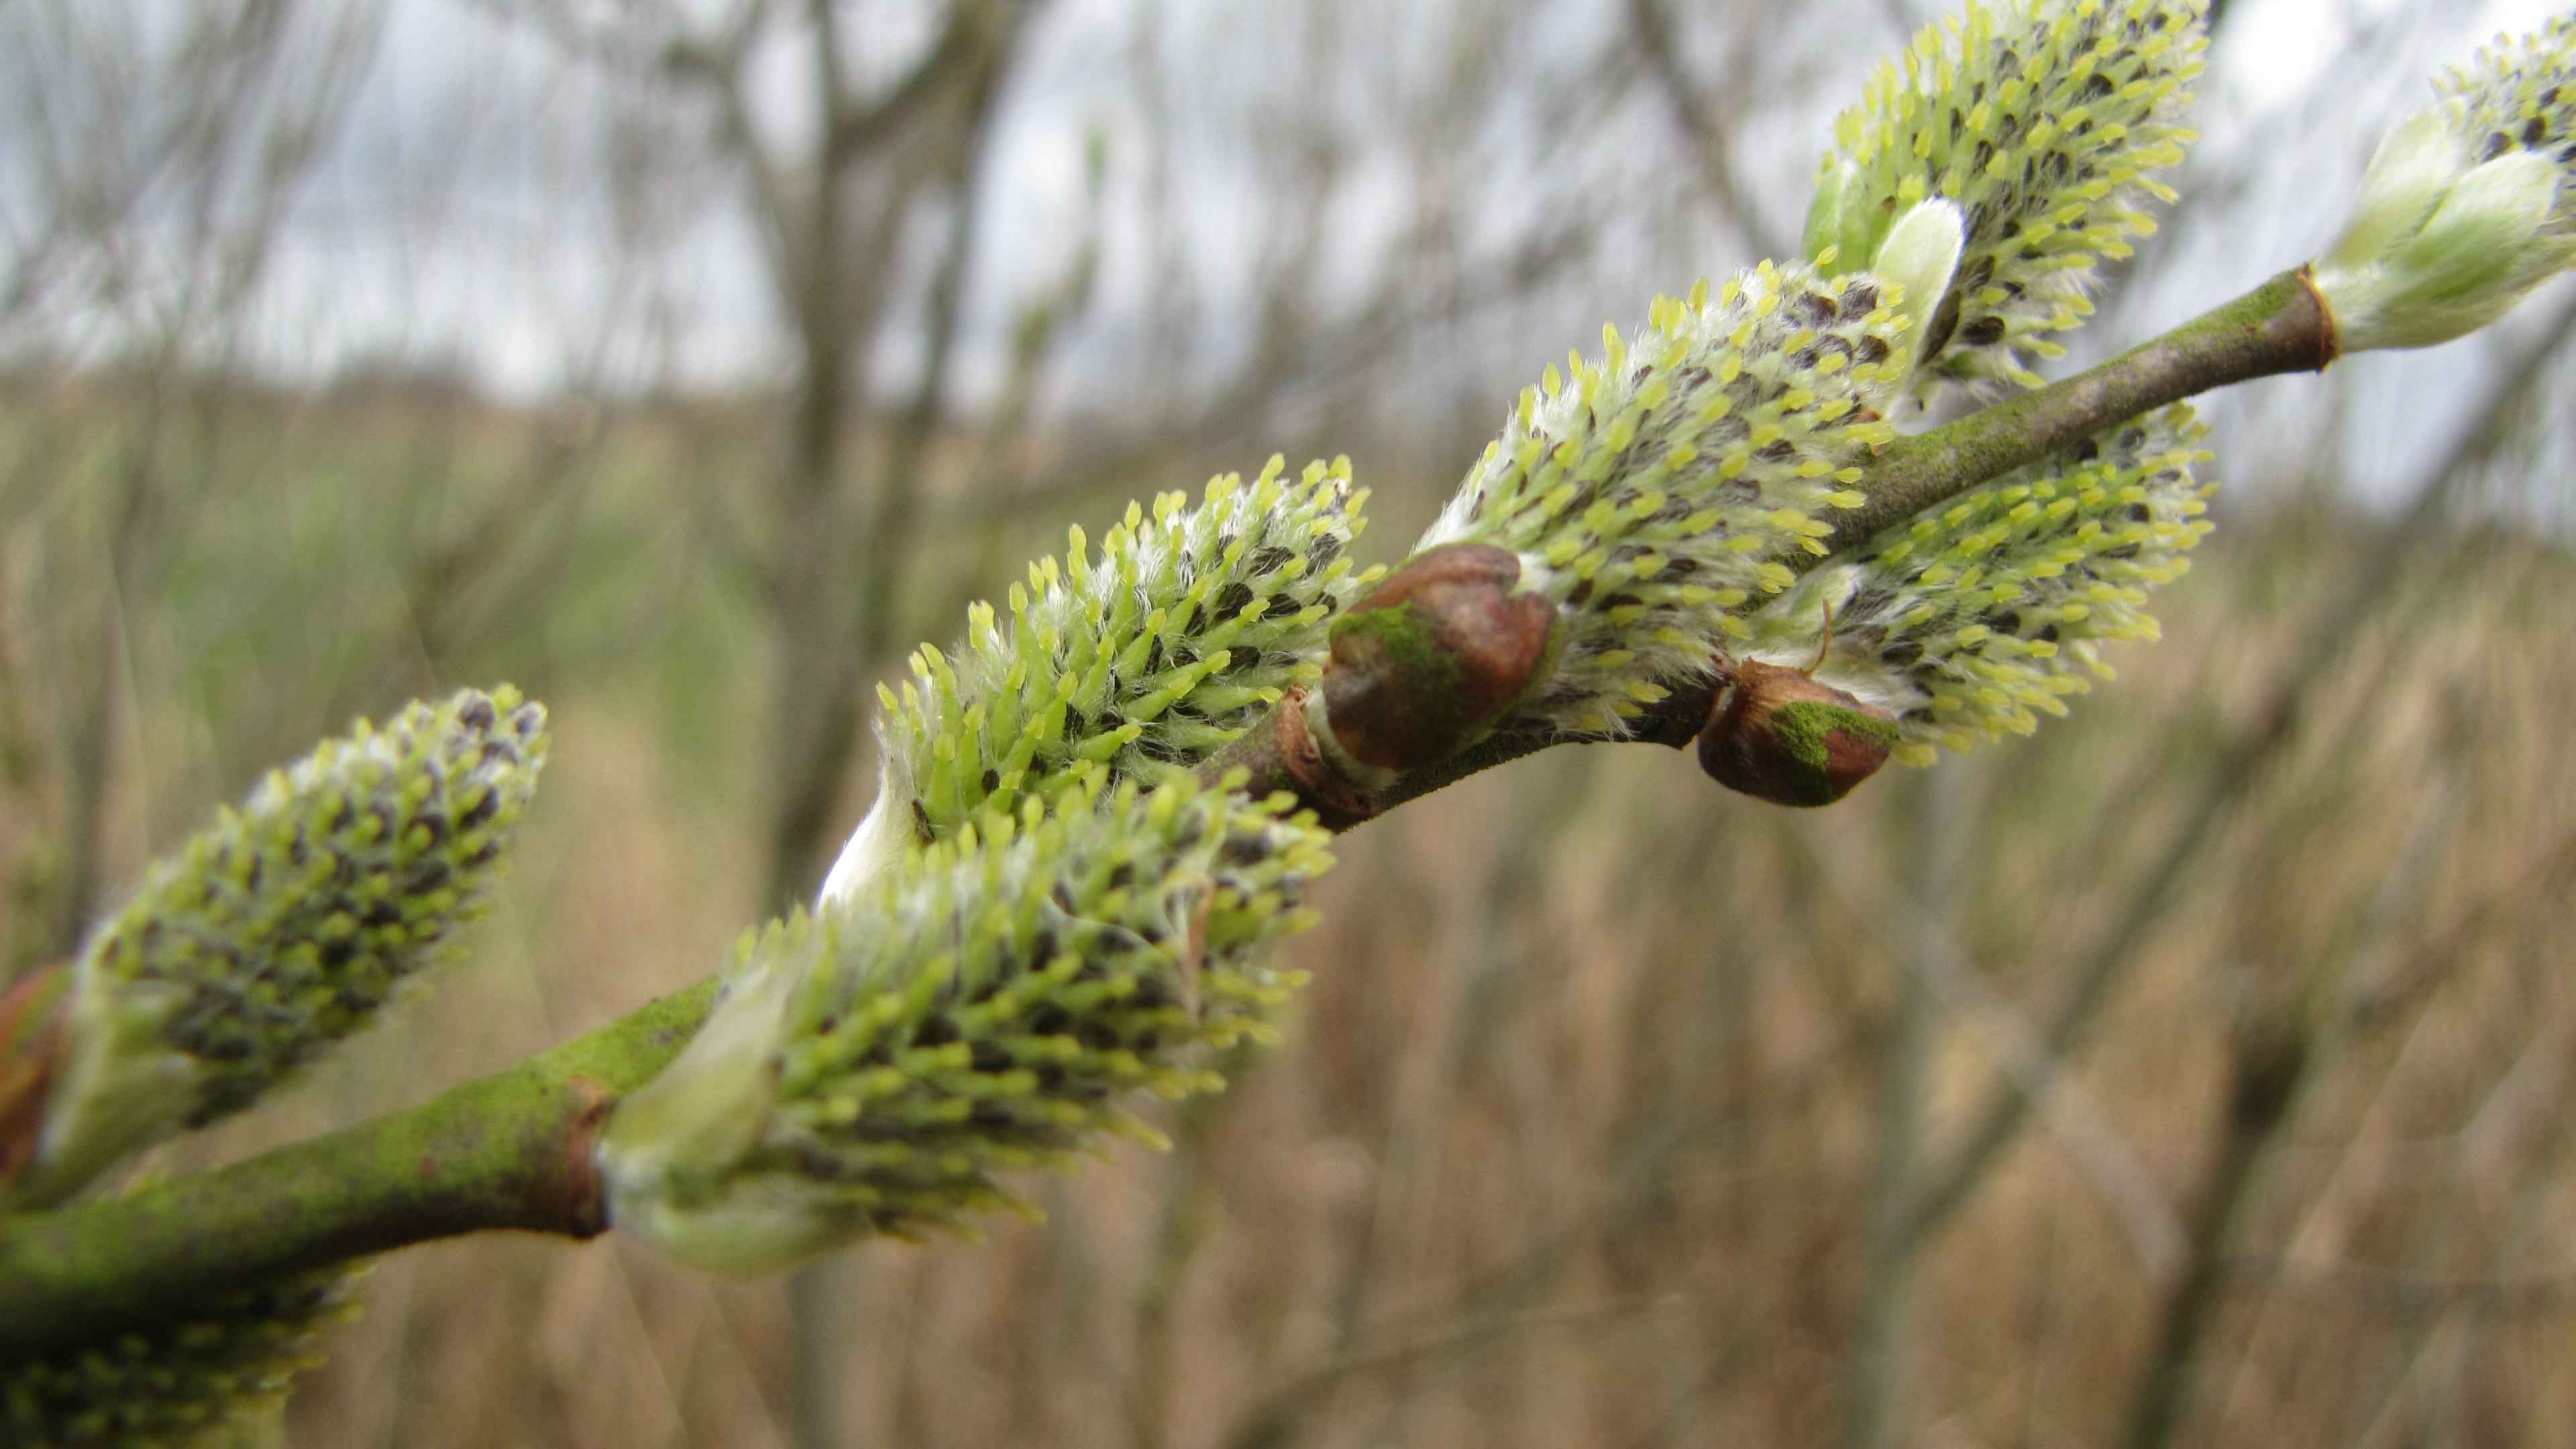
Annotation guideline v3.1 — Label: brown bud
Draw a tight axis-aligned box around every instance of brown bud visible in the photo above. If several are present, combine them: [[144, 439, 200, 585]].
[[1697, 657, 1898, 808], [1320, 543, 1556, 772], [1919, 280, 1964, 362]]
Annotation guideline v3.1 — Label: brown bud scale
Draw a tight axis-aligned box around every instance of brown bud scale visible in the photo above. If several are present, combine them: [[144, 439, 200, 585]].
[[1320, 543, 1556, 772], [1697, 655, 1898, 808]]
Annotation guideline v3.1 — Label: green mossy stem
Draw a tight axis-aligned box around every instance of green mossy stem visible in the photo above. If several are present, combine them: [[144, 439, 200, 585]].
[[1834, 268, 2332, 545], [0, 979, 714, 1358]]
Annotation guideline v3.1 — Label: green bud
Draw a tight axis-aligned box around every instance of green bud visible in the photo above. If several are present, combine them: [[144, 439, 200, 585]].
[[1870, 199, 1970, 388], [1417, 260, 1910, 737], [601, 774, 1332, 1273], [2324, 109, 2469, 279], [820, 457, 1376, 904], [2316, 19, 2576, 352], [8, 689, 547, 1208], [1, 1269, 362, 1447], [1814, 0, 2208, 395], [2320, 153, 2571, 352], [1803, 157, 1883, 272]]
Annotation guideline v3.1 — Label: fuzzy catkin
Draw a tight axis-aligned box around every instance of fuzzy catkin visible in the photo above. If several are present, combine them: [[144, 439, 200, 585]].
[[1, 1269, 362, 1448], [12, 688, 547, 1208], [822, 457, 1375, 905], [2440, 16, 2576, 212], [1809, 0, 2206, 395], [1746, 403, 2212, 758], [602, 773, 1332, 1273], [1415, 260, 1912, 737]]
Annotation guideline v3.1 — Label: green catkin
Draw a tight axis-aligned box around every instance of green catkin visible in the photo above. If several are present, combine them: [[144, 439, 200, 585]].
[[1745, 403, 2212, 759], [820, 458, 1377, 904], [2440, 17, 2576, 211], [10, 688, 547, 1208], [600, 773, 1332, 1273], [1809, 0, 2208, 396], [1415, 260, 1912, 737], [1, 1269, 363, 1448]]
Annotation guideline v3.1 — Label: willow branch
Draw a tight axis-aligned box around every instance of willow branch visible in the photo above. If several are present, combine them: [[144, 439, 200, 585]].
[[0, 979, 714, 1359], [0, 264, 2338, 1353]]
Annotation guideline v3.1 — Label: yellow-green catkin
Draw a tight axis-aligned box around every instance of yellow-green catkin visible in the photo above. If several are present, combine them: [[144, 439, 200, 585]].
[[1809, 0, 2207, 395], [1415, 261, 1911, 736], [600, 773, 1332, 1273], [820, 458, 1376, 905], [1, 1269, 362, 1448], [1746, 405, 2211, 761], [9, 689, 547, 1208], [2441, 17, 2576, 203]]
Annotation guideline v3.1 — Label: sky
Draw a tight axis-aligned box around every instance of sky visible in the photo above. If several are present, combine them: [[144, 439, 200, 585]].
[[15, 0, 2532, 391]]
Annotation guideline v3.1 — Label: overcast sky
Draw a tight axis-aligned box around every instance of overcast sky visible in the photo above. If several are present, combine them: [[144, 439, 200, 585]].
[[154, 0, 2539, 392], [7, 0, 2573, 523]]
